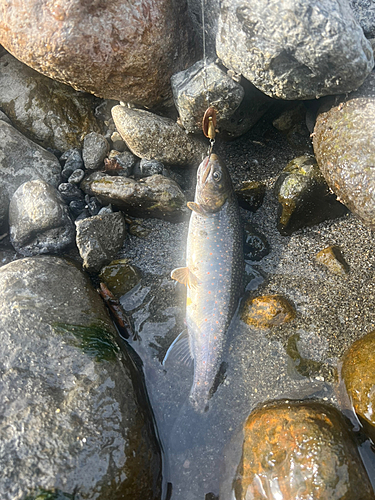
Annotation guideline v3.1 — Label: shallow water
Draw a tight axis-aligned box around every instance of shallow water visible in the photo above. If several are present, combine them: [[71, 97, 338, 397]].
[[116, 121, 375, 499]]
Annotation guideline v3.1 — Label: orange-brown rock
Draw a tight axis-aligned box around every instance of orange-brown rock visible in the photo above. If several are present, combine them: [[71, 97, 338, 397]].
[[316, 245, 349, 276], [342, 330, 375, 442], [241, 294, 296, 328], [233, 400, 374, 500], [0, 0, 198, 108]]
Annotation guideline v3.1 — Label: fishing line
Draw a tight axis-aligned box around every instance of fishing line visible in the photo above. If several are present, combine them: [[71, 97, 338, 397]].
[[201, 0, 216, 158]]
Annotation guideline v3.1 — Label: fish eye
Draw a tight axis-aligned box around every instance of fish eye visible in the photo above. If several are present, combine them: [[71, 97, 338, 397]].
[[212, 170, 222, 182]]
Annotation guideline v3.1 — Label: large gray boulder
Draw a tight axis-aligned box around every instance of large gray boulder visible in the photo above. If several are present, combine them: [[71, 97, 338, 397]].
[[0, 54, 101, 151], [9, 179, 75, 256], [313, 70, 375, 229], [0, 120, 61, 229], [0, 256, 162, 500], [216, 0, 374, 100]]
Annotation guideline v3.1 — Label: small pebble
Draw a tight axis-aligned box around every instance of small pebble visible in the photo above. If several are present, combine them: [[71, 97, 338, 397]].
[[69, 199, 86, 217], [68, 169, 85, 185], [236, 181, 266, 212], [241, 294, 296, 328], [58, 183, 84, 202], [83, 132, 110, 170], [60, 148, 83, 179], [316, 245, 349, 275]]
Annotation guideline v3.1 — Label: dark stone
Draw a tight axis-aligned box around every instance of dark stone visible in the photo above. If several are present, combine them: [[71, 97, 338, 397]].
[[171, 59, 244, 133], [75, 212, 127, 273], [58, 183, 84, 203], [87, 196, 102, 216], [236, 181, 265, 212], [67, 168, 85, 185], [104, 150, 137, 177], [9, 179, 75, 256], [133, 159, 166, 179], [60, 148, 84, 179], [243, 222, 270, 261], [69, 199, 86, 218], [274, 154, 348, 235]]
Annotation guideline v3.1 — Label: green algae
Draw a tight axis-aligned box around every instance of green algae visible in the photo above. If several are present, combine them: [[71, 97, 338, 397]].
[[23, 488, 75, 500], [52, 322, 120, 362]]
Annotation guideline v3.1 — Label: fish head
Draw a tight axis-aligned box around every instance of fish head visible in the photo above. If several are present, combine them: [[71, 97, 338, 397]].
[[196, 154, 233, 212]]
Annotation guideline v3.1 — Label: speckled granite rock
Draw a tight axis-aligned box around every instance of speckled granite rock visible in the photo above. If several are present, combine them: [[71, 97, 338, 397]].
[[0, 120, 61, 229], [0, 0, 198, 108], [81, 171, 188, 222], [112, 105, 207, 166], [350, 0, 375, 37], [313, 70, 375, 228], [0, 256, 162, 500], [9, 179, 75, 256], [0, 54, 101, 151], [216, 0, 373, 100]]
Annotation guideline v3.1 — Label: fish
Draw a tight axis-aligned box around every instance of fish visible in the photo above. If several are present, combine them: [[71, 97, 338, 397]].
[[168, 153, 244, 412]]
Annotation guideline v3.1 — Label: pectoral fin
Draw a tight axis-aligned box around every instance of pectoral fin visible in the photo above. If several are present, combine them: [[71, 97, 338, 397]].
[[171, 267, 200, 289], [187, 202, 207, 217]]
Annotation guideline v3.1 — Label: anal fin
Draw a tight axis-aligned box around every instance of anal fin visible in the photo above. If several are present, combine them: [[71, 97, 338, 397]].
[[162, 329, 193, 367]]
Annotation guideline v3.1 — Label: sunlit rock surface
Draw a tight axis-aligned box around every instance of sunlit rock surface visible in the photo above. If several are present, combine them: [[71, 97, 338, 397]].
[[216, 0, 373, 99], [0, 0, 198, 108], [0, 54, 101, 151], [230, 401, 374, 500], [0, 256, 162, 500], [313, 70, 375, 229]]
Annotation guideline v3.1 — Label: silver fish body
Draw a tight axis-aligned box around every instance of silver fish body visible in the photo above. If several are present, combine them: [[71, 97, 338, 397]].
[[171, 154, 243, 412]]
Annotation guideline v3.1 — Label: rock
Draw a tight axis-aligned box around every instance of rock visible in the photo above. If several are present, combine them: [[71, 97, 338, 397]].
[[171, 60, 244, 133], [99, 259, 141, 298], [274, 154, 348, 235], [350, 0, 375, 37], [0, 109, 11, 124], [69, 199, 86, 218], [187, 0, 220, 58], [316, 245, 349, 275], [104, 151, 137, 177], [110, 131, 128, 152], [58, 183, 84, 203], [243, 222, 270, 261], [9, 180, 75, 256], [83, 132, 110, 171], [216, 0, 374, 100], [81, 171, 188, 222], [0, 256, 162, 499], [133, 159, 167, 179], [235, 181, 265, 212], [85, 195, 102, 216], [241, 294, 296, 328], [0, 0, 198, 108], [231, 400, 373, 500], [60, 148, 84, 180], [67, 168, 85, 185], [0, 120, 61, 229], [112, 105, 207, 166], [0, 54, 101, 151], [313, 70, 375, 229], [75, 212, 126, 273], [273, 103, 313, 152], [342, 330, 375, 442]]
